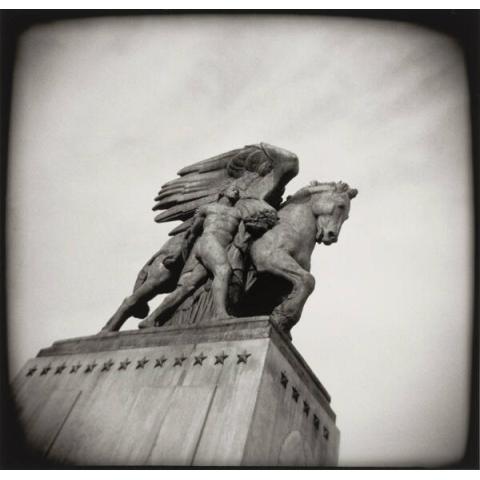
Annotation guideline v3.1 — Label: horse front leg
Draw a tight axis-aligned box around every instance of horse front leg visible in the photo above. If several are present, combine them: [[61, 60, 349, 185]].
[[271, 271, 315, 336], [254, 250, 315, 337]]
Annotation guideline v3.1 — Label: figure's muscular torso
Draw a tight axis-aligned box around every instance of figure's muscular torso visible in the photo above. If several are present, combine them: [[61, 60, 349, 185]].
[[198, 203, 242, 247]]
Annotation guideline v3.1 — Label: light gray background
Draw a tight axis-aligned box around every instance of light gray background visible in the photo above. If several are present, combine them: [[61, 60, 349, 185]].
[[7, 15, 473, 466]]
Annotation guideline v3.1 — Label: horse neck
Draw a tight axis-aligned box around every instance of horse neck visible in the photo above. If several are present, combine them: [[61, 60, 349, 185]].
[[278, 199, 317, 248]]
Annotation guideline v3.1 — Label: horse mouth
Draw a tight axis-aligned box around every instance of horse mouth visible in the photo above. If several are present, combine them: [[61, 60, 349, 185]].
[[317, 229, 338, 245]]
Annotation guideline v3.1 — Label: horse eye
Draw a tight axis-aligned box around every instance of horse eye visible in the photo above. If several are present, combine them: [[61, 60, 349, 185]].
[[338, 205, 346, 210]]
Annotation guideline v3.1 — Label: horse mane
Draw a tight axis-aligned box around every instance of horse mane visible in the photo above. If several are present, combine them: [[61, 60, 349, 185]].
[[280, 180, 357, 207]]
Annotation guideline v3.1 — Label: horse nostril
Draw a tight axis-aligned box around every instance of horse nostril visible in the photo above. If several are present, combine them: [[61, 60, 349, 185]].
[[327, 231, 336, 239]]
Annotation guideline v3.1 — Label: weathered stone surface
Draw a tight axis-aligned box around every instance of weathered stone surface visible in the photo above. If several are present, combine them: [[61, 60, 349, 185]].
[[101, 142, 357, 338], [13, 318, 339, 466], [101, 143, 301, 334]]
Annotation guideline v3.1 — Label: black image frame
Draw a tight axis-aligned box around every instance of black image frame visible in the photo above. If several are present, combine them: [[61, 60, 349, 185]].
[[0, 10, 478, 469]]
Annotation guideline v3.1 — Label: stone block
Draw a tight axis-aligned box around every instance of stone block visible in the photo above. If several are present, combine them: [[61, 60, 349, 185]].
[[12, 317, 339, 466]]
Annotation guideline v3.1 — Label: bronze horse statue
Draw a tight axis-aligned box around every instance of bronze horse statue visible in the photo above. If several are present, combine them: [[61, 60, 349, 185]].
[[103, 180, 357, 337]]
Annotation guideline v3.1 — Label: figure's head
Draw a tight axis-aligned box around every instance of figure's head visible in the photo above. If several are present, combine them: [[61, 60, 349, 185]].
[[306, 181, 358, 245], [220, 185, 240, 203]]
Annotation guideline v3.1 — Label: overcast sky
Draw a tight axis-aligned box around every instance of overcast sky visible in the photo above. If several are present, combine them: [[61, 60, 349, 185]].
[[7, 15, 473, 466]]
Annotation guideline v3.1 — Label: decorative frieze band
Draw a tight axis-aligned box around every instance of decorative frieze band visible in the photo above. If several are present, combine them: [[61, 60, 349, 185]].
[[25, 348, 253, 378]]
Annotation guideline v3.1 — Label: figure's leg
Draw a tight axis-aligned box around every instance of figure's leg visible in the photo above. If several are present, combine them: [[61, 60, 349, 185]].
[[254, 250, 315, 335], [139, 263, 207, 328], [196, 237, 233, 319], [100, 263, 173, 333]]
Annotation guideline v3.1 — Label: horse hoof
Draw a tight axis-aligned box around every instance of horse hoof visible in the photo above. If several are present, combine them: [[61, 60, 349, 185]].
[[138, 318, 155, 329], [269, 316, 293, 340], [99, 322, 117, 334]]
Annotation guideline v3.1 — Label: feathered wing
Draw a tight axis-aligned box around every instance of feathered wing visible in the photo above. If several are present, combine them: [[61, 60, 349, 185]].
[[152, 147, 240, 224], [152, 142, 299, 235]]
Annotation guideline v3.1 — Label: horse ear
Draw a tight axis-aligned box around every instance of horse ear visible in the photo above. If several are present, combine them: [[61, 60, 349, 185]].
[[348, 188, 358, 199]]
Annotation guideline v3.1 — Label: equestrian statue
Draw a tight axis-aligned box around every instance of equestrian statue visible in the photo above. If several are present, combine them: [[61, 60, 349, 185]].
[[101, 143, 357, 338]]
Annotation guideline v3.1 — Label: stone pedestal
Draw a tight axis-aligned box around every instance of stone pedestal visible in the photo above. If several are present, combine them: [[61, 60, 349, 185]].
[[12, 317, 340, 466]]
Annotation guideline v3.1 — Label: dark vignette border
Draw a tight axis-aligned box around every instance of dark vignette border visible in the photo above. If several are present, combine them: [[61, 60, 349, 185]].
[[0, 9, 478, 470]]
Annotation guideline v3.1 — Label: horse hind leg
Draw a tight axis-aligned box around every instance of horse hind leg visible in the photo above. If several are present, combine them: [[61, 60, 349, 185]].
[[100, 267, 174, 333], [131, 258, 178, 318], [101, 284, 154, 333], [101, 297, 135, 333]]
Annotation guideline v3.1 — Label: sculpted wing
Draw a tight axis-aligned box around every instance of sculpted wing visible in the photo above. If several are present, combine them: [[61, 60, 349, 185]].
[[152, 143, 299, 235]]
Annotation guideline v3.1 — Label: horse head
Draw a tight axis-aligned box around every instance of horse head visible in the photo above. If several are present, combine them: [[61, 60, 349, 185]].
[[300, 181, 358, 245]]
